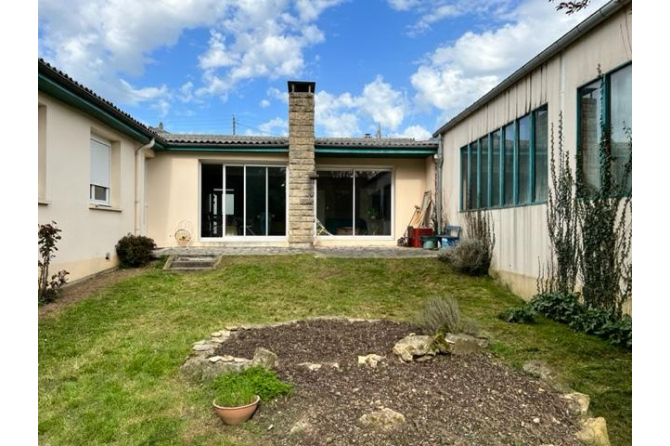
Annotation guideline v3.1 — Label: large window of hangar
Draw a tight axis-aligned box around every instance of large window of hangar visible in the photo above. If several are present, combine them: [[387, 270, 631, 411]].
[[460, 105, 549, 211]]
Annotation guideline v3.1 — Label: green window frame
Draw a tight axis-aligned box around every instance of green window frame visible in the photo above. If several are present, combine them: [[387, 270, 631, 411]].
[[577, 62, 632, 197], [459, 104, 548, 212]]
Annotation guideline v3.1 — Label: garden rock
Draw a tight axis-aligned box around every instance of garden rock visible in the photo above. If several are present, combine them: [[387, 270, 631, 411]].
[[180, 356, 210, 380], [575, 417, 610, 446], [358, 407, 406, 431], [561, 392, 590, 416], [523, 360, 554, 380], [445, 333, 489, 349], [393, 334, 438, 362], [358, 354, 384, 368], [444, 333, 485, 355], [201, 357, 251, 380], [298, 362, 322, 371], [252, 347, 278, 369], [181, 354, 252, 381], [289, 415, 313, 435], [522, 360, 570, 392]]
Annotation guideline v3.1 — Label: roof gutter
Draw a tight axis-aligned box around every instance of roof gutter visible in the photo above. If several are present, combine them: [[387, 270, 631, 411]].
[[432, 0, 631, 137]]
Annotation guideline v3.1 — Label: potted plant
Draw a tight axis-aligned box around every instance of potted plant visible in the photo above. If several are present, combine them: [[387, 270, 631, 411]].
[[210, 366, 293, 426], [212, 379, 260, 425]]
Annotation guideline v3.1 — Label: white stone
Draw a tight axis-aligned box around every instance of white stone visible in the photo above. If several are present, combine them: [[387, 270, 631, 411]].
[[358, 407, 406, 431], [298, 362, 322, 371], [561, 392, 590, 416], [392, 334, 438, 362], [358, 354, 385, 368], [576, 417, 611, 446]]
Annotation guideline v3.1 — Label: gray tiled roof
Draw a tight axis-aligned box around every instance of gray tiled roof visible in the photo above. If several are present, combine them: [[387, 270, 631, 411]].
[[158, 132, 288, 146], [159, 133, 437, 149], [316, 137, 437, 148]]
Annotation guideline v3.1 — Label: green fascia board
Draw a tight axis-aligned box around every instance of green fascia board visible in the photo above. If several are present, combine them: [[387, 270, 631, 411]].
[[38, 74, 166, 150]]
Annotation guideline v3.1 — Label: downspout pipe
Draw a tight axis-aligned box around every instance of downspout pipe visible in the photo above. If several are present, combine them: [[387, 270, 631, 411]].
[[135, 138, 155, 235], [435, 137, 444, 231]]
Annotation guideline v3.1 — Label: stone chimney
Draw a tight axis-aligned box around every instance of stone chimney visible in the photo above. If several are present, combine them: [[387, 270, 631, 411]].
[[287, 81, 316, 248]]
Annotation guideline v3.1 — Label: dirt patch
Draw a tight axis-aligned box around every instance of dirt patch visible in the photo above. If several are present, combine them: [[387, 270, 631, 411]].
[[215, 319, 580, 446], [38, 266, 150, 319]]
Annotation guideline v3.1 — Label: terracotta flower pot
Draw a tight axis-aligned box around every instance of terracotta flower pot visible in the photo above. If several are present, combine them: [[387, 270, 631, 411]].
[[213, 395, 260, 425]]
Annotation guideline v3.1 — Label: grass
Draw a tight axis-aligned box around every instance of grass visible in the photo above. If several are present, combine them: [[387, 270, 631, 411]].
[[39, 255, 632, 445]]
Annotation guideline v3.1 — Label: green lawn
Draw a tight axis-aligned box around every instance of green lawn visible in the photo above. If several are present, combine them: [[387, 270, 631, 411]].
[[39, 256, 632, 445]]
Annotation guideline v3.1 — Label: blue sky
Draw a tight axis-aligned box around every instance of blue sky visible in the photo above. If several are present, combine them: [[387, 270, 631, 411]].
[[37, 0, 606, 139]]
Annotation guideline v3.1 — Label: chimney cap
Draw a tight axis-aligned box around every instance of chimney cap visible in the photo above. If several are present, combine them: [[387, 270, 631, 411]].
[[288, 81, 316, 94]]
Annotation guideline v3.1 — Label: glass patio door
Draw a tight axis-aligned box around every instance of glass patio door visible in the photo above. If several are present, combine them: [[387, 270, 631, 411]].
[[201, 164, 286, 238]]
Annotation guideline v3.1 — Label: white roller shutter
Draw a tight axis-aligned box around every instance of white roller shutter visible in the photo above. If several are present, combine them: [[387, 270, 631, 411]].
[[90, 137, 111, 188]]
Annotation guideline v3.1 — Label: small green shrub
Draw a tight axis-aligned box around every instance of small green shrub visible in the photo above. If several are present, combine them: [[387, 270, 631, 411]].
[[416, 295, 462, 335], [439, 238, 490, 276], [115, 233, 156, 267], [530, 292, 632, 349], [498, 305, 536, 324], [530, 292, 582, 324], [212, 366, 292, 407]]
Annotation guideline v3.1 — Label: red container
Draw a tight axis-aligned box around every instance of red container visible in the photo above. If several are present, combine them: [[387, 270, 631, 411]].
[[409, 227, 434, 248]]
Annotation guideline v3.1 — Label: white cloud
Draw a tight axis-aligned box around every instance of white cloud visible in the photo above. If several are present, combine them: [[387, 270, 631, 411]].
[[260, 99, 271, 108], [268, 87, 289, 103], [179, 82, 194, 103], [358, 76, 408, 131], [199, 30, 238, 70], [260, 117, 289, 135], [411, 0, 608, 118], [388, 0, 421, 11], [314, 76, 408, 136], [38, 0, 225, 111], [38, 0, 345, 111], [388, 0, 513, 36], [315, 90, 362, 137], [390, 125, 433, 140], [243, 117, 288, 136], [196, 0, 345, 97]]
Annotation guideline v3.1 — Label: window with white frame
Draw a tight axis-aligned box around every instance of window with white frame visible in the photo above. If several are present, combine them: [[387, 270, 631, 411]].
[[90, 135, 111, 204]]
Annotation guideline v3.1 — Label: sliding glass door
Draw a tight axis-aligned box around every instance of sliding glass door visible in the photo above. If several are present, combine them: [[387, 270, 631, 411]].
[[316, 169, 392, 237], [201, 164, 286, 238]]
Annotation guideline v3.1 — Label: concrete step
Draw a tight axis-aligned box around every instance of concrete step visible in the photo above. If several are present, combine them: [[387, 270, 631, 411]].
[[164, 255, 221, 271]]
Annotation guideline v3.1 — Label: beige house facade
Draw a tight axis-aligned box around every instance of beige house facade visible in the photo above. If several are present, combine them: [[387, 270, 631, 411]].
[[434, 0, 632, 303], [38, 65, 438, 282]]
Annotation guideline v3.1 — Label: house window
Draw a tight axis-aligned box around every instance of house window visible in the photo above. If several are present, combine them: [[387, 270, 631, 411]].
[[316, 169, 392, 236], [90, 135, 111, 204], [578, 63, 632, 195], [200, 164, 286, 238], [460, 105, 548, 210]]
